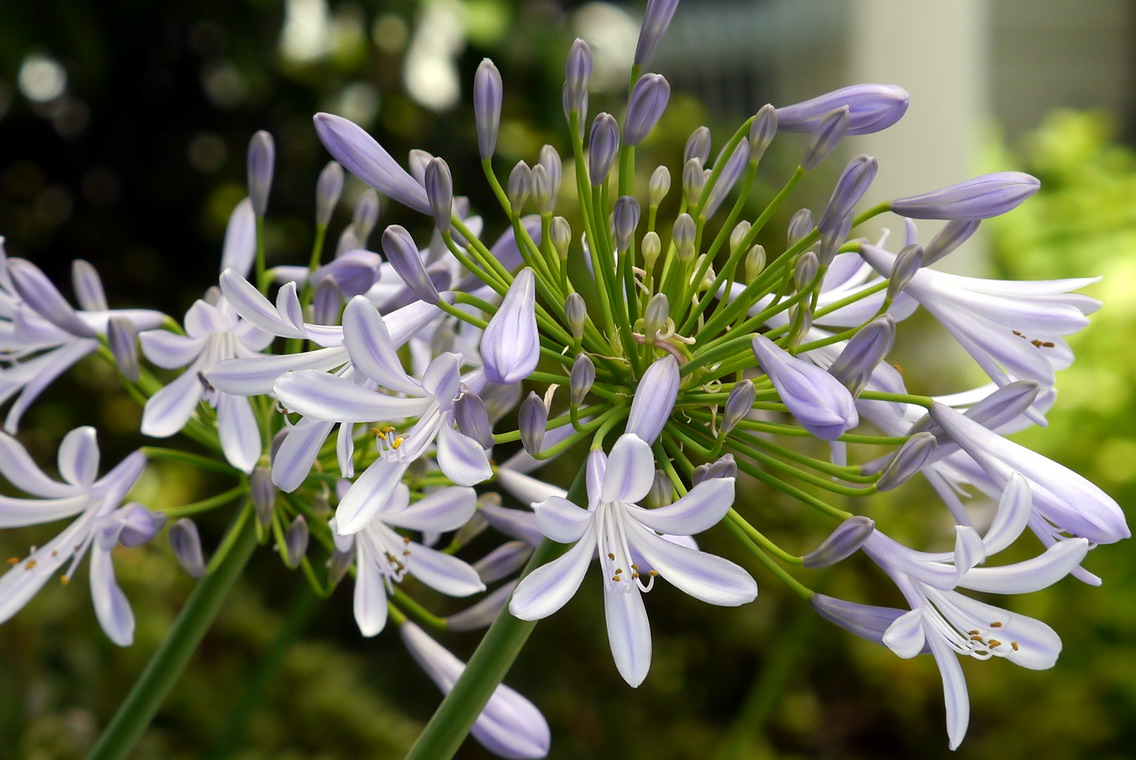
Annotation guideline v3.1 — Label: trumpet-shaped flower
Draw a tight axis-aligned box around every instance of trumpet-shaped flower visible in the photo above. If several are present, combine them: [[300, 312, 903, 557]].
[[509, 434, 756, 686], [0, 427, 163, 645]]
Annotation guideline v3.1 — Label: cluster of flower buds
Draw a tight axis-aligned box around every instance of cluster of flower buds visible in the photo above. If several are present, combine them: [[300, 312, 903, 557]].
[[0, 0, 1126, 755]]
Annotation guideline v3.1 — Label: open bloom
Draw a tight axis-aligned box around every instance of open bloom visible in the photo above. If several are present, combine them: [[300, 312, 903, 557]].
[[0, 427, 163, 645], [509, 433, 756, 686]]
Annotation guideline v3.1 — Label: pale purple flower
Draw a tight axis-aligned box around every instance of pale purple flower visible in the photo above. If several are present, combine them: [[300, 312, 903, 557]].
[[400, 621, 551, 759], [633, 0, 680, 67], [247, 130, 275, 217], [480, 268, 538, 385], [509, 434, 756, 686], [140, 296, 273, 473], [702, 140, 750, 219], [776, 84, 910, 135], [625, 355, 679, 444], [474, 59, 503, 160], [0, 427, 162, 646], [751, 333, 857, 440], [623, 74, 670, 146], [890, 172, 1040, 221], [588, 113, 620, 186]]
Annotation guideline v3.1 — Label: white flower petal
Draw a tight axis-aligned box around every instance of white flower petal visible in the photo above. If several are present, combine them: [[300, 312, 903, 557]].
[[139, 330, 206, 369], [219, 269, 307, 339], [927, 632, 970, 751], [342, 296, 422, 394], [207, 347, 347, 395], [624, 518, 757, 606], [533, 496, 593, 543], [959, 538, 1089, 594], [509, 523, 597, 620], [436, 423, 492, 486], [603, 582, 652, 687], [0, 431, 75, 497], [353, 545, 389, 636], [405, 543, 486, 597], [271, 419, 335, 492], [141, 369, 204, 438], [216, 392, 261, 473], [89, 545, 134, 646], [275, 370, 430, 423], [335, 458, 408, 535], [600, 434, 655, 505], [626, 477, 734, 536], [382, 487, 477, 532], [0, 494, 90, 528]]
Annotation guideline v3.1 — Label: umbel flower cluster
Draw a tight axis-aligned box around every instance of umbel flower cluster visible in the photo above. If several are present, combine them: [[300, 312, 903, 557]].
[[0, 1, 1127, 755]]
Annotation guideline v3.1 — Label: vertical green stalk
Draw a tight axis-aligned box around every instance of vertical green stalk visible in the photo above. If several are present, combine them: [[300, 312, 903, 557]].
[[85, 506, 258, 760], [403, 469, 589, 760]]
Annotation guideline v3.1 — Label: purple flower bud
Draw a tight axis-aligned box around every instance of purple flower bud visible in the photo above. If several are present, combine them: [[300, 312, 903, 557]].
[[923, 219, 980, 265], [352, 189, 381, 245], [327, 542, 354, 587], [890, 172, 1040, 221], [777, 84, 910, 136], [474, 58, 503, 159], [634, 0, 680, 66], [110, 503, 167, 547], [507, 160, 532, 211], [313, 113, 431, 215], [383, 225, 439, 305], [283, 515, 309, 568], [817, 212, 853, 266], [962, 380, 1041, 432], [519, 392, 548, 455], [613, 195, 641, 252], [472, 542, 531, 585], [745, 245, 766, 280], [627, 355, 679, 444], [311, 279, 341, 325], [722, 379, 755, 435], [787, 208, 814, 248], [648, 468, 674, 507], [537, 145, 562, 212], [703, 141, 750, 218], [408, 149, 434, 185], [565, 292, 586, 340], [801, 107, 849, 170], [247, 130, 275, 217], [311, 249, 383, 298], [424, 157, 453, 233], [752, 333, 858, 440], [673, 213, 696, 261], [315, 161, 344, 227], [828, 315, 895, 395], [682, 157, 705, 206], [648, 165, 671, 207], [684, 126, 711, 165], [564, 38, 593, 116], [71, 259, 107, 311], [643, 292, 669, 335], [588, 113, 620, 186], [221, 198, 256, 278], [874, 432, 937, 491], [624, 73, 671, 146], [531, 164, 553, 215], [811, 593, 906, 645], [570, 353, 595, 406], [703, 454, 738, 481], [169, 518, 206, 578], [886, 243, 923, 302], [481, 268, 538, 384], [447, 581, 519, 631], [818, 155, 877, 234], [794, 251, 820, 291], [550, 216, 571, 259], [108, 316, 140, 382], [251, 466, 276, 528], [7, 258, 95, 338], [748, 104, 778, 161], [802, 516, 875, 568], [454, 392, 494, 449]]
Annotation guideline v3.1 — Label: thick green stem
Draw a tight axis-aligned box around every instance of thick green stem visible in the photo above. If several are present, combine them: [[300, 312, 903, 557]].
[[85, 507, 258, 760], [403, 469, 588, 760]]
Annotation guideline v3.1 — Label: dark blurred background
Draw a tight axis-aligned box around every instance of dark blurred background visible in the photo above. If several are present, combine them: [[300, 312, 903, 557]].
[[2, 1, 1136, 758]]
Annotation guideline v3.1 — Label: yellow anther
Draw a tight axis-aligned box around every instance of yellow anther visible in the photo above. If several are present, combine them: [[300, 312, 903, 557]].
[[631, 572, 640, 579], [614, 568, 623, 575], [611, 575, 621, 582], [630, 564, 640, 571], [1011, 641, 1020, 651], [392, 437, 404, 450], [60, 575, 70, 585], [607, 553, 615, 560], [6, 557, 19, 565], [648, 570, 658, 577], [970, 635, 984, 642], [25, 559, 37, 570], [988, 639, 1002, 648], [967, 629, 979, 636], [990, 622, 1003, 628]]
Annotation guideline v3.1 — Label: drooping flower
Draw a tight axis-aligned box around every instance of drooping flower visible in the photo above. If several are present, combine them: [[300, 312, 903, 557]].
[[509, 433, 756, 686], [0, 427, 163, 645]]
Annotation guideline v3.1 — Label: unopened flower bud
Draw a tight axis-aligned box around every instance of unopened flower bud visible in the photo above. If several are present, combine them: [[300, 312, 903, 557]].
[[801, 106, 849, 171], [312, 278, 342, 325], [641, 231, 662, 271], [703, 141, 750, 218], [729, 221, 751, 253], [481, 268, 539, 384], [71, 259, 107, 311], [447, 581, 519, 631], [454, 392, 494, 449], [383, 225, 439, 304], [722, 380, 755, 435], [408, 149, 434, 185], [588, 113, 620, 186], [613, 196, 641, 252], [643, 293, 669, 336], [648, 165, 671, 207], [635, 0, 680, 66], [108, 316, 140, 382], [777, 84, 910, 136], [550, 216, 571, 259], [648, 468, 674, 507], [829, 315, 896, 395], [890, 172, 1039, 221], [818, 211, 853, 266], [802, 516, 875, 568], [748, 104, 778, 162], [787, 208, 814, 248], [507, 161, 533, 212], [352, 189, 381, 245], [744, 245, 766, 281], [424, 157, 453, 233], [819, 155, 877, 235], [923, 219, 980, 265], [283, 515, 310, 568], [691, 455, 737, 485], [251, 466, 276, 528], [626, 355, 679, 444], [874, 432, 937, 491], [315, 161, 345, 227], [570, 353, 595, 406], [794, 251, 820, 291], [531, 164, 554, 215], [624, 73, 670, 146], [169, 518, 206, 578], [565, 38, 593, 116], [682, 157, 705, 206], [247, 130, 275, 217], [474, 58, 503, 159], [565, 292, 586, 340], [519, 392, 548, 455], [538, 143, 562, 198], [327, 542, 354, 587], [752, 333, 858, 440], [886, 244, 923, 302], [673, 213, 696, 261]]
